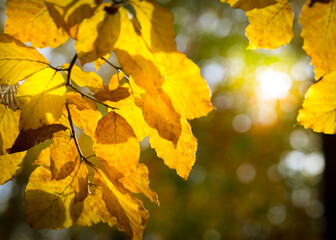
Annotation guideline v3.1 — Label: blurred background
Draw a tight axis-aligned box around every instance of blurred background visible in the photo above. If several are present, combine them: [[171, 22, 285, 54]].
[[0, 0, 329, 239]]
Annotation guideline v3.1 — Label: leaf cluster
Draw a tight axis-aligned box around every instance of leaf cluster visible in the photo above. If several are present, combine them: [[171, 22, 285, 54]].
[[0, 0, 212, 239]]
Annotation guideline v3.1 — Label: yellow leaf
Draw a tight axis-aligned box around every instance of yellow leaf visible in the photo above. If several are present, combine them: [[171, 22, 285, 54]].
[[93, 112, 140, 179], [44, 0, 101, 38], [76, 189, 119, 227], [0, 104, 20, 155], [108, 72, 124, 91], [129, 0, 177, 52], [50, 130, 78, 180], [71, 162, 88, 204], [300, 0, 336, 79], [67, 92, 102, 137], [149, 119, 197, 180], [297, 71, 336, 134], [5, 0, 68, 48], [0, 151, 26, 185], [10, 124, 68, 154], [33, 147, 50, 169], [76, 4, 120, 64], [0, 34, 48, 85], [64, 64, 104, 93], [245, 0, 294, 49], [114, 8, 212, 119], [93, 53, 111, 71], [25, 165, 84, 229], [120, 163, 159, 205], [221, 0, 277, 11], [16, 68, 66, 130], [96, 169, 148, 239]]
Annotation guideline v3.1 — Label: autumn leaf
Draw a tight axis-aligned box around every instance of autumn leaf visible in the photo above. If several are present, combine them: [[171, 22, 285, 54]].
[[5, 0, 69, 48], [44, 0, 101, 38], [10, 124, 68, 154], [297, 71, 336, 134], [245, 0, 294, 49], [93, 53, 111, 71], [120, 163, 159, 205], [16, 68, 66, 130], [0, 151, 26, 185], [95, 169, 149, 240], [0, 83, 19, 110], [0, 104, 20, 155], [300, 0, 336, 79], [75, 3, 120, 64], [64, 64, 104, 93], [94, 112, 140, 180], [221, 0, 277, 11], [66, 92, 102, 137], [25, 164, 84, 229], [50, 130, 78, 180], [0, 34, 49, 85]]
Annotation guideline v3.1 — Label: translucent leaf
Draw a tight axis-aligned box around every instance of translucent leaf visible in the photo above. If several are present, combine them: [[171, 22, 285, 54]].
[[5, 0, 68, 48], [25, 165, 84, 229], [108, 72, 124, 91], [76, 4, 120, 64], [64, 64, 104, 93], [67, 92, 102, 137], [297, 71, 336, 134], [129, 0, 177, 52], [246, 0, 294, 49], [300, 0, 336, 79], [0, 34, 49, 85], [221, 0, 277, 11], [50, 130, 78, 180], [10, 124, 67, 154], [120, 163, 159, 205], [0, 104, 20, 155], [0, 151, 26, 185], [16, 68, 66, 130], [93, 112, 139, 179], [149, 119, 197, 180], [114, 8, 212, 119], [93, 53, 111, 71], [44, 0, 101, 38], [96, 169, 148, 239]]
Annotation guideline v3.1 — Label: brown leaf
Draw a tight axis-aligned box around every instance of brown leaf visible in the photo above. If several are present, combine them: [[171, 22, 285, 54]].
[[10, 124, 67, 154]]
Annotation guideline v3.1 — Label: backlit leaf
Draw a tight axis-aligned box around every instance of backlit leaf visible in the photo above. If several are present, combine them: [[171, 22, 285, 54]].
[[297, 71, 336, 134], [245, 0, 294, 49], [16, 68, 66, 130], [71, 162, 88, 204], [0, 104, 20, 155], [0, 34, 48, 85], [64, 64, 104, 93], [67, 92, 102, 137], [76, 4, 120, 64], [25, 165, 84, 229], [5, 0, 68, 48], [300, 0, 336, 79], [10, 124, 68, 154], [44, 0, 101, 38], [0, 151, 26, 185], [221, 0, 277, 11], [120, 163, 159, 205], [50, 130, 78, 180], [93, 53, 111, 71], [96, 169, 148, 239], [93, 112, 139, 179], [149, 119, 197, 180]]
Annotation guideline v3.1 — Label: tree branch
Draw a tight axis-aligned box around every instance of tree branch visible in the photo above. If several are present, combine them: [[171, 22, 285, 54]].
[[101, 56, 130, 82]]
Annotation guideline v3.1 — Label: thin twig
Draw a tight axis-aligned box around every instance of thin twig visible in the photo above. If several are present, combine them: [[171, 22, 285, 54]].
[[66, 54, 78, 85], [101, 57, 130, 81], [65, 102, 97, 170]]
